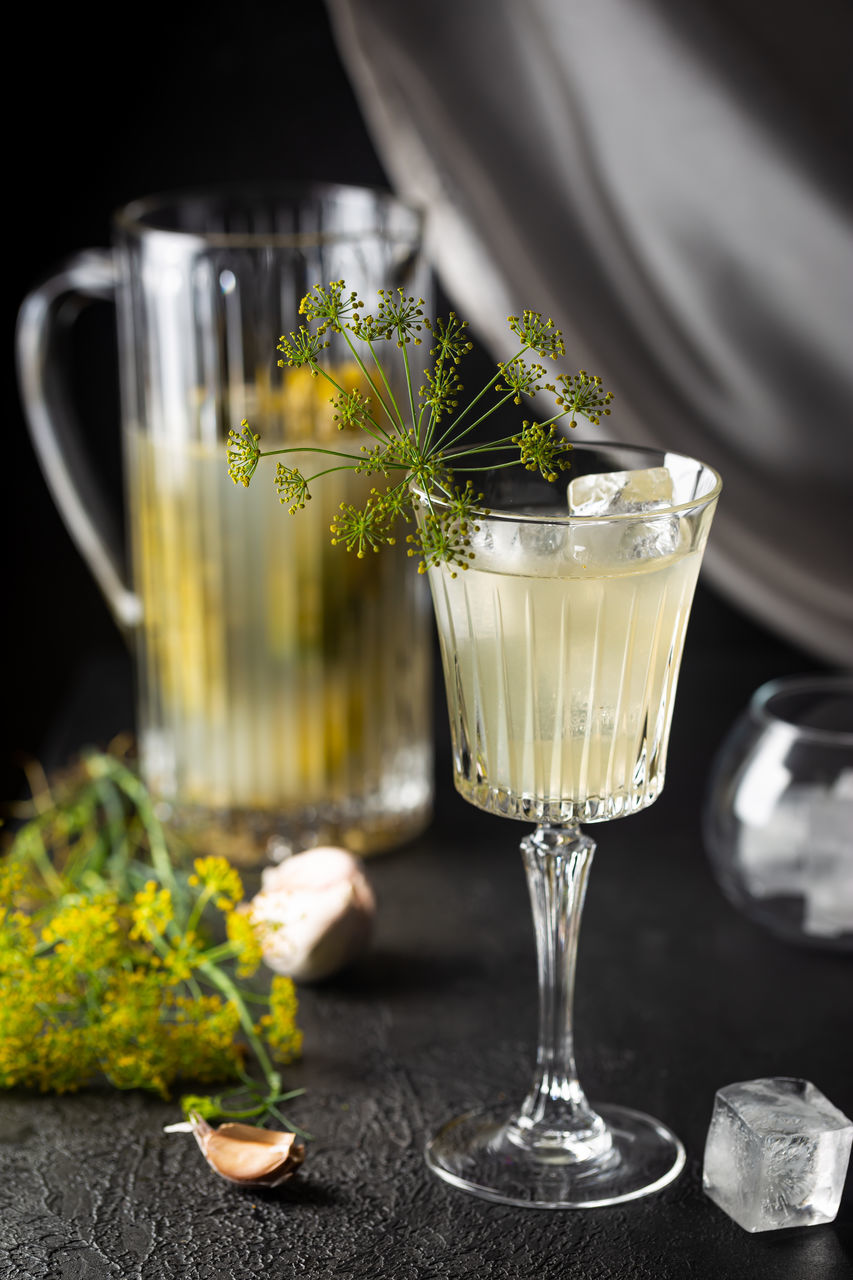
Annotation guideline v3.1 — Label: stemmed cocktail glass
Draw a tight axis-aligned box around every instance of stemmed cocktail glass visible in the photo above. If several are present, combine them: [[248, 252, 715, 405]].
[[417, 443, 720, 1208]]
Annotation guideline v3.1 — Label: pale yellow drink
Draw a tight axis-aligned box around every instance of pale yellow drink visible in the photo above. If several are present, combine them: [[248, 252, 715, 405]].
[[428, 519, 701, 823], [125, 394, 432, 858]]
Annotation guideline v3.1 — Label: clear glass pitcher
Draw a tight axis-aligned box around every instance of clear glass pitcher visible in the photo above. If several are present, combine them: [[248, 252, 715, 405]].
[[16, 185, 434, 862]]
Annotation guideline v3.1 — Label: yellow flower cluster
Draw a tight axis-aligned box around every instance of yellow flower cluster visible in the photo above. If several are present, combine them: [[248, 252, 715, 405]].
[[258, 975, 304, 1064], [188, 855, 244, 911], [226, 908, 264, 979], [130, 881, 173, 941], [0, 845, 301, 1102]]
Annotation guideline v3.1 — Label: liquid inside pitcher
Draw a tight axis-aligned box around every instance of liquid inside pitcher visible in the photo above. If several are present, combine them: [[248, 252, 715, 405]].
[[18, 185, 434, 861]]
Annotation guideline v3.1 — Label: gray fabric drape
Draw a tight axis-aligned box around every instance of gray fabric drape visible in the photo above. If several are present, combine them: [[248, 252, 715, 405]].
[[327, 0, 853, 666]]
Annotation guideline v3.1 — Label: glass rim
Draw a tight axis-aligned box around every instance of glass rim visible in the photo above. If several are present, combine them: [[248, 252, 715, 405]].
[[112, 181, 424, 249], [411, 442, 722, 524], [751, 674, 853, 745]]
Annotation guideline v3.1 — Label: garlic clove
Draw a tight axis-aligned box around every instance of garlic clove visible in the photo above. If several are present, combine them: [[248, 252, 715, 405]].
[[248, 847, 376, 982], [189, 1112, 305, 1187]]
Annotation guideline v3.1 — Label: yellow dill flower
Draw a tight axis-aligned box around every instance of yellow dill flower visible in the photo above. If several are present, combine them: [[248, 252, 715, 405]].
[[257, 976, 303, 1064], [1, 756, 304, 1120], [41, 892, 125, 971], [0, 903, 36, 960], [32, 1024, 99, 1094], [130, 880, 174, 941], [188, 856, 244, 911], [0, 856, 25, 910], [161, 930, 203, 984], [226, 909, 263, 978]]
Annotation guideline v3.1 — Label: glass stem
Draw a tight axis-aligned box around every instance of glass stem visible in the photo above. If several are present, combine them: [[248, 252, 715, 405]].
[[510, 822, 612, 1163]]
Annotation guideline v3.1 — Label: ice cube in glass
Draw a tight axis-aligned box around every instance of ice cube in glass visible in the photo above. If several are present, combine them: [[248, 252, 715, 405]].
[[567, 466, 674, 515], [618, 515, 681, 561], [702, 1078, 853, 1232]]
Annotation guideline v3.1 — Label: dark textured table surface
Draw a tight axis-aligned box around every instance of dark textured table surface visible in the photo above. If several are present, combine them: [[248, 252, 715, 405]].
[[1, 585, 851, 1280]]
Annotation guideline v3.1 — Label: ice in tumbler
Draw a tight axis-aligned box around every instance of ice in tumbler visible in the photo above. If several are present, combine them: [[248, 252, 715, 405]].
[[567, 466, 674, 515]]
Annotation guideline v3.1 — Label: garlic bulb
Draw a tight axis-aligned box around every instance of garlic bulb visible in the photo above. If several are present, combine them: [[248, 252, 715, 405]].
[[189, 1112, 305, 1186], [247, 847, 376, 983]]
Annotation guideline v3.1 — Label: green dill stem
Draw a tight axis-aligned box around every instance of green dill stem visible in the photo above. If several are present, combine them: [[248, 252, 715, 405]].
[[340, 330, 401, 438], [185, 884, 216, 939], [451, 458, 526, 473], [421, 328, 466, 451], [92, 776, 132, 887], [194, 939, 244, 968], [195, 931, 252, 962], [268, 1100, 313, 1139], [430, 478, 456, 503], [87, 754, 186, 917], [269, 1087, 306, 1103], [422, 346, 450, 453], [399, 336, 419, 441], [366, 337, 407, 433], [217, 1078, 311, 1136], [74, 796, 110, 881], [78, 866, 113, 896], [258, 445, 368, 464], [185, 974, 205, 1002], [435, 386, 520, 455], [537, 409, 577, 432], [15, 758, 55, 821], [228, 1075, 306, 1113], [419, 479, 447, 521], [440, 439, 524, 473], [451, 436, 521, 456], [432, 345, 528, 453], [136, 921, 173, 964], [303, 464, 371, 486], [309, 359, 400, 449], [212, 1100, 267, 1120], [199, 960, 281, 1096], [416, 399, 430, 444], [25, 828, 66, 898], [385, 474, 413, 502]]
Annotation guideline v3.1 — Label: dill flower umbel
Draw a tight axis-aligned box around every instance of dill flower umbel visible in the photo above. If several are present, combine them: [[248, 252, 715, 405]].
[[228, 283, 613, 574]]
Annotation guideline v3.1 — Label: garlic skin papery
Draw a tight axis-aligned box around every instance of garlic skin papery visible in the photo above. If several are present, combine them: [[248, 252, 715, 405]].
[[247, 847, 376, 983], [189, 1113, 305, 1187]]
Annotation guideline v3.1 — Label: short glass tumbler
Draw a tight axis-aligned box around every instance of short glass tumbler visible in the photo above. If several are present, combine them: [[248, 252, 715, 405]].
[[704, 675, 853, 949]]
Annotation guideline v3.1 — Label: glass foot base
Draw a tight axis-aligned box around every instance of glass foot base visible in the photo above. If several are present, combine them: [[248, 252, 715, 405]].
[[425, 1103, 686, 1208]]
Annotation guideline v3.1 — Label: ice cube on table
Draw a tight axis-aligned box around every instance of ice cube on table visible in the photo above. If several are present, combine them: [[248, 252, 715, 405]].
[[703, 1078, 853, 1232], [567, 466, 674, 515]]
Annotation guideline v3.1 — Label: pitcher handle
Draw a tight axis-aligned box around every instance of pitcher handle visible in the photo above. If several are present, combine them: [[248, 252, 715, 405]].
[[15, 249, 141, 631]]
